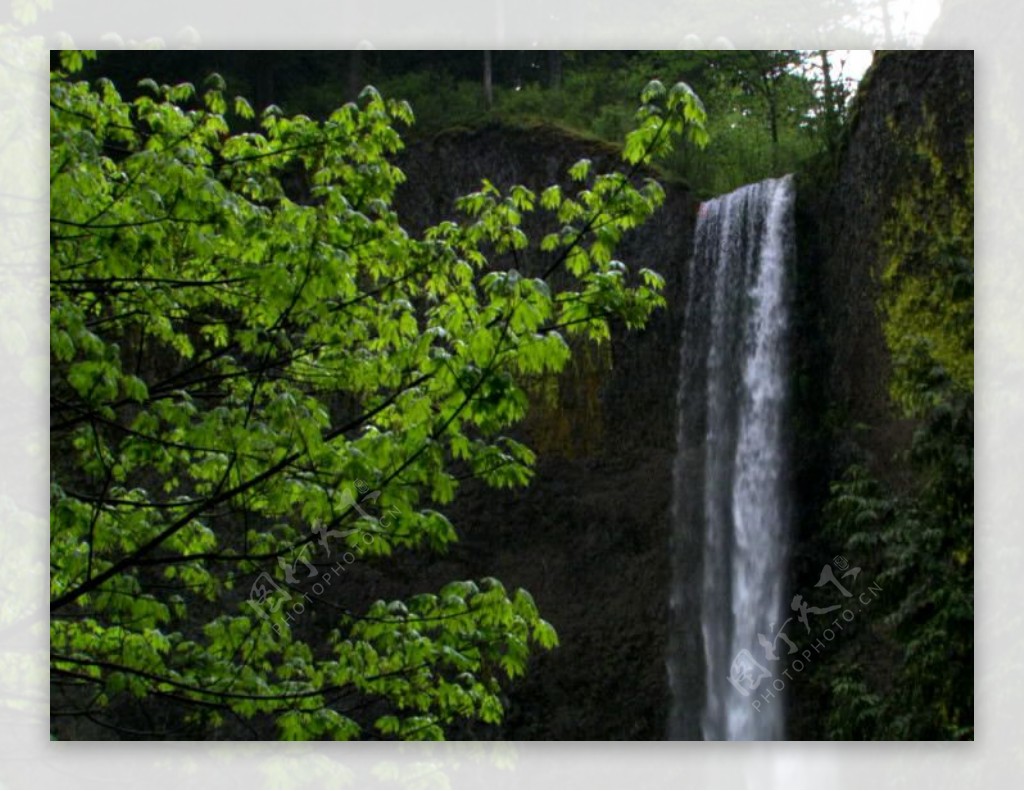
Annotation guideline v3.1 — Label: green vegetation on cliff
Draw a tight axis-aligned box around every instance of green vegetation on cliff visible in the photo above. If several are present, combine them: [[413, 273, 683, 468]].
[[85, 50, 858, 198], [818, 70, 974, 740]]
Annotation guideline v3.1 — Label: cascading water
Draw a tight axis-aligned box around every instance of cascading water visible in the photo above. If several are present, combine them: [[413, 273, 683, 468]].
[[667, 175, 795, 741]]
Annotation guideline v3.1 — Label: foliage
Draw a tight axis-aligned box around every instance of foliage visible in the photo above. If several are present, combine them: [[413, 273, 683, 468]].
[[488, 50, 849, 196], [49, 51, 706, 739], [488, 51, 839, 195], [818, 106, 973, 740], [336, 66, 490, 137], [882, 122, 974, 416], [84, 51, 853, 198], [667, 53, 824, 195]]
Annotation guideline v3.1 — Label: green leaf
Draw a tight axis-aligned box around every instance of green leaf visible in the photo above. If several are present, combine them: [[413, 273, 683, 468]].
[[641, 79, 666, 103], [568, 158, 591, 182], [233, 95, 255, 120]]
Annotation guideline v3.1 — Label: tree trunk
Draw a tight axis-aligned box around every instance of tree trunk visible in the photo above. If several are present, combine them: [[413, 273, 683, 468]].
[[348, 50, 364, 102], [547, 50, 562, 89], [880, 0, 894, 43], [483, 50, 494, 108], [762, 73, 779, 168], [818, 49, 840, 157], [252, 54, 275, 111]]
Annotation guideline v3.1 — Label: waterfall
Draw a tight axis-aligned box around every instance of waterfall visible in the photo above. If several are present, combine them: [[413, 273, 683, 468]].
[[667, 176, 795, 741]]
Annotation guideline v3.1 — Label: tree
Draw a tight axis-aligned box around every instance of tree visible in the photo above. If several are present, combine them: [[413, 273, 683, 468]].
[[802, 50, 857, 161], [483, 50, 493, 108], [735, 51, 801, 155], [547, 50, 563, 90], [49, 52, 707, 739]]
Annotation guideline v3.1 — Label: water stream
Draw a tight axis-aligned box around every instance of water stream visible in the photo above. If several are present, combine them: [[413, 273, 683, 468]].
[[668, 176, 795, 740]]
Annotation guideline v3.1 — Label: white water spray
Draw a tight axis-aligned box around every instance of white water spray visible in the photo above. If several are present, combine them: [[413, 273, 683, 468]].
[[668, 176, 795, 740]]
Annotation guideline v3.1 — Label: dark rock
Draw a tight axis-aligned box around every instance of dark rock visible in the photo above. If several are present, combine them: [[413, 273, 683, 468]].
[[391, 122, 697, 739]]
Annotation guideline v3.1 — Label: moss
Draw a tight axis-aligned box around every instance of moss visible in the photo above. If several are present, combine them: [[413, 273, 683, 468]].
[[428, 116, 692, 193], [880, 111, 974, 416], [521, 337, 613, 459], [429, 116, 621, 158]]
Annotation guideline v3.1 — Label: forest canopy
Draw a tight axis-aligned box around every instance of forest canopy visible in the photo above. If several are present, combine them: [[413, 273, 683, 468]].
[[81, 49, 859, 196]]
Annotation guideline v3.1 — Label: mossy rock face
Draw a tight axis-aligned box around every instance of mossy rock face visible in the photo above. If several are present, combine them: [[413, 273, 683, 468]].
[[796, 51, 972, 487], [789, 50, 973, 740], [879, 111, 973, 417]]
